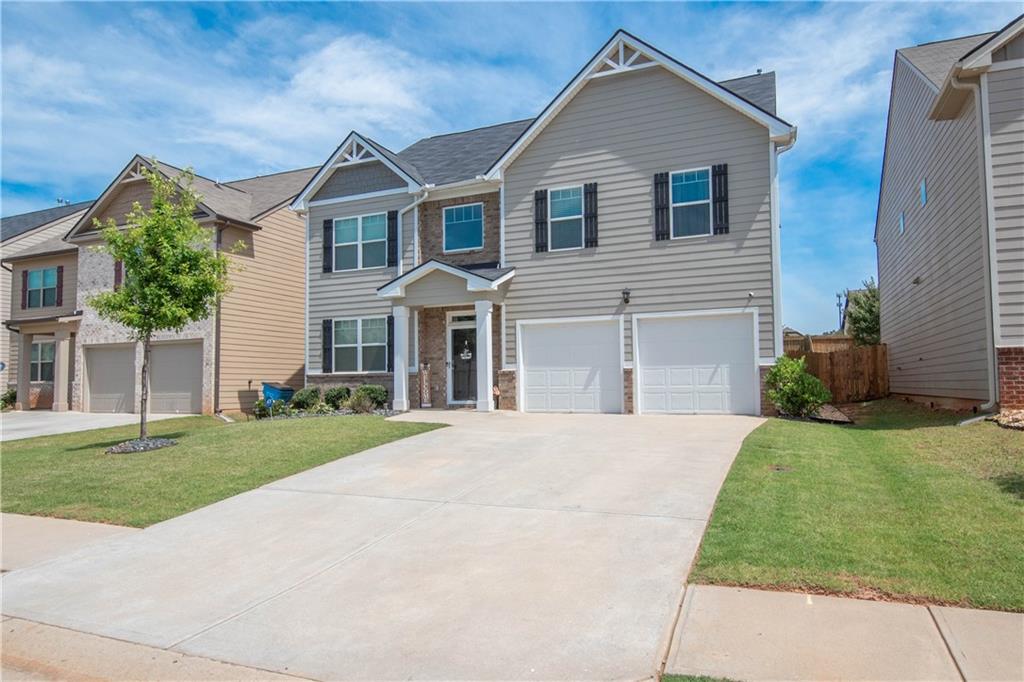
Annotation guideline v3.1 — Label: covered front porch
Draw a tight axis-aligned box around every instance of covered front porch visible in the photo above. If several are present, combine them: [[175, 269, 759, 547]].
[[377, 260, 514, 413], [7, 314, 81, 412]]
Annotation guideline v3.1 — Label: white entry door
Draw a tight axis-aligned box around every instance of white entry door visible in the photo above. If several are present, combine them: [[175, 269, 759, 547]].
[[635, 312, 757, 415], [519, 319, 622, 413]]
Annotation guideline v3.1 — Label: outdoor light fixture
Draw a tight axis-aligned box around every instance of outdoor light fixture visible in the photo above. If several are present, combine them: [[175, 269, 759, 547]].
[[621, 288, 631, 305]]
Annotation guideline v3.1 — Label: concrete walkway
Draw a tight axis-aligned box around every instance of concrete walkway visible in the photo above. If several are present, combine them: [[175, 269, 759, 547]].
[[666, 585, 1024, 681], [1, 411, 192, 442], [2, 514, 139, 573]]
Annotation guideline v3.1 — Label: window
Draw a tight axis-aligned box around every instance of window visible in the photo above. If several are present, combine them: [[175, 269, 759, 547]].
[[670, 168, 711, 238], [26, 267, 58, 308], [334, 317, 387, 372], [920, 179, 927, 206], [443, 203, 484, 252], [898, 211, 905, 235], [334, 213, 387, 271], [549, 186, 584, 250], [30, 341, 55, 382]]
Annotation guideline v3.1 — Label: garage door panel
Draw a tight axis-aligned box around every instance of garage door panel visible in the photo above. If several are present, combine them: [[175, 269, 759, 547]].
[[521, 320, 622, 414], [150, 342, 203, 414], [86, 346, 136, 413]]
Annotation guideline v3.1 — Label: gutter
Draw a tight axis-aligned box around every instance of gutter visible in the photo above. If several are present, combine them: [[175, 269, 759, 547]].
[[950, 72, 1000, 411], [400, 186, 432, 272]]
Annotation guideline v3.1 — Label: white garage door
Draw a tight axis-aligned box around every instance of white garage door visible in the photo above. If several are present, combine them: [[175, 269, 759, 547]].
[[520, 319, 622, 413], [150, 342, 203, 414], [636, 313, 757, 415], [86, 345, 135, 413]]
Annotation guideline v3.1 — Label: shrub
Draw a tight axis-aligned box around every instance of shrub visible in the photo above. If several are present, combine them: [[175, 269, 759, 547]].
[[1, 387, 16, 410], [353, 384, 388, 409], [254, 399, 291, 420], [346, 391, 377, 414], [290, 386, 321, 410], [764, 356, 832, 417], [324, 386, 351, 410]]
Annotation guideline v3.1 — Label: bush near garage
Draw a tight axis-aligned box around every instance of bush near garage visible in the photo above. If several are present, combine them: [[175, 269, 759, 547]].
[[352, 384, 389, 409], [764, 356, 832, 418], [289, 387, 322, 410], [324, 386, 351, 410]]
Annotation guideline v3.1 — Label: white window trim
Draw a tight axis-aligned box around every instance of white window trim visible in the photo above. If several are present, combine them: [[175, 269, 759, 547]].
[[332, 316, 388, 374], [442, 202, 485, 254], [332, 213, 388, 272], [30, 340, 55, 382], [26, 266, 58, 309], [669, 166, 713, 240], [547, 185, 585, 252]]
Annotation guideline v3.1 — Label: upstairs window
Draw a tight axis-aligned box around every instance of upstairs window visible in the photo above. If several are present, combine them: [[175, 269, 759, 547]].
[[898, 211, 905, 235], [334, 317, 387, 372], [549, 186, 584, 250], [920, 179, 927, 206], [671, 168, 711, 238], [30, 341, 55, 381], [334, 213, 386, 271], [26, 267, 58, 308], [444, 203, 484, 252]]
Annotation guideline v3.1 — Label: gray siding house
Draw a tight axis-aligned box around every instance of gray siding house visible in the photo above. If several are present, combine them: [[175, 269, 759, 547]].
[[876, 16, 1024, 410], [293, 30, 797, 415]]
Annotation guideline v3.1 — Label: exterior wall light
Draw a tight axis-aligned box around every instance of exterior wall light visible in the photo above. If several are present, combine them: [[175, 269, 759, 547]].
[[621, 288, 631, 305]]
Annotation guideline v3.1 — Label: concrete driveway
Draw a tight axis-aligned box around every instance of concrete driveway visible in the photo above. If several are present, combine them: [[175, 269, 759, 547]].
[[1, 410, 762, 680], [1, 410, 191, 442]]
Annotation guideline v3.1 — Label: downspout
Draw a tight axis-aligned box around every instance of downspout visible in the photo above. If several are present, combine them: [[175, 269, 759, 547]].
[[950, 72, 999, 412], [400, 186, 432, 270], [213, 225, 224, 414]]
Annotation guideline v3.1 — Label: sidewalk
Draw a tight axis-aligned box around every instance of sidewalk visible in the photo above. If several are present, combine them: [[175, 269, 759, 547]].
[[666, 585, 1024, 681], [1, 513, 138, 573]]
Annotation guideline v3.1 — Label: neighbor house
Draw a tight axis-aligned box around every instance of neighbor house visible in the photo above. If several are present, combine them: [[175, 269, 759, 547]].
[[292, 30, 797, 415], [876, 15, 1024, 410], [1, 200, 92, 407], [2, 156, 315, 414]]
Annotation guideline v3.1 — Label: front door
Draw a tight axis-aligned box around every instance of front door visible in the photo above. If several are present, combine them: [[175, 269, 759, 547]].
[[449, 326, 477, 404]]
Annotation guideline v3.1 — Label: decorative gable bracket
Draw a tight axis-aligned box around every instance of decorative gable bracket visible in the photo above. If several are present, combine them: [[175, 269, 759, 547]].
[[589, 39, 657, 80]]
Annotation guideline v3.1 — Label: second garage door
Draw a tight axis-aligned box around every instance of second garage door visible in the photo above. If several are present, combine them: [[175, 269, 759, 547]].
[[86, 345, 136, 413], [636, 312, 757, 415], [150, 341, 203, 414], [520, 319, 622, 413]]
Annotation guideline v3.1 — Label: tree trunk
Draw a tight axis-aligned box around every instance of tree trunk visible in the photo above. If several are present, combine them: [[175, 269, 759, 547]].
[[139, 335, 151, 440]]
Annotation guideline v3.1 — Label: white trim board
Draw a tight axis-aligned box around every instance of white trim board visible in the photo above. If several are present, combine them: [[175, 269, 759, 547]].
[[377, 260, 514, 299]]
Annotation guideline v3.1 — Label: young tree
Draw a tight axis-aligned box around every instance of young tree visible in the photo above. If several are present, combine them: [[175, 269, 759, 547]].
[[89, 163, 232, 440], [844, 277, 881, 346]]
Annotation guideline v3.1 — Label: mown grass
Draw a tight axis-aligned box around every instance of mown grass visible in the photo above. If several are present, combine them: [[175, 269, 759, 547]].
[[1, 415, 442, 527], [690, 399, 1023, 611]]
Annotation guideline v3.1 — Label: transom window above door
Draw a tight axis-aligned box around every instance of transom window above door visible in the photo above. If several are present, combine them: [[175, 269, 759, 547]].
[[443, 203, 484, 252], [334, 213, 387, 271], [670, 168, 711, 238], [26, 267, 58, 308], [333, 317, 387, 372], [549, 186, 584, 250]]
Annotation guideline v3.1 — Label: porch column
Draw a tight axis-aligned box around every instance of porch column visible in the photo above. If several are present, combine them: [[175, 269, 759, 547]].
[[392, 305, 410, 412], [52, 330, 71, 412], [474, 300, 494, 412], [15, 333, 32, 410]]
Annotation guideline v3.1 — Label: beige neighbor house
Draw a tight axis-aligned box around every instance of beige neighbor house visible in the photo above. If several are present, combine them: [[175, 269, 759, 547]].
[[293, 30, 797, 415], [876, 15, 1024, 410], [2, 155, 315, 414], [1, 201, 92, 407]]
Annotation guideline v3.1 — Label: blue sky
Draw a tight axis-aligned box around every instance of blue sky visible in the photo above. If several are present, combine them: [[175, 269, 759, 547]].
[[1, 2, 1019, 333]]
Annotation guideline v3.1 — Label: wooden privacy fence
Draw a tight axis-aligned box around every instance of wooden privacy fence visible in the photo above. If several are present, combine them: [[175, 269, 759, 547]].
[[786, 344, 889, 403]]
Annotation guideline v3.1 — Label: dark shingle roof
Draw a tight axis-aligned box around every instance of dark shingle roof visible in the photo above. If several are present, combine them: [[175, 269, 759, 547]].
[[1, 200, 92, 242], [1, 234, 77, 263], [225, 166, 319, 218], [397, 119, 534, 187], [898, 33, 995, 87], [719, 72, 777, 115]]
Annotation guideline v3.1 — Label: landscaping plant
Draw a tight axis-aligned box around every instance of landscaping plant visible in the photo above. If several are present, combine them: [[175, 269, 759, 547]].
[[1, 387, 16, 410], [88, 162, 233, 441], [346, 392, 376, 414], [764, 356, 831, 417], [289, 387, 321, 410], [353, 384, 388, 409], [844, 278, 881, 346], [324, 386, 351, 410]]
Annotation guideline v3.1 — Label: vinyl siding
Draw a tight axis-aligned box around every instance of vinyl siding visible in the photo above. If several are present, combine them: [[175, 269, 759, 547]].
[[218, 208, 306, 411], [9, 252, 79, 323], [502, 65, 776, 366], [307, 193, 416, 374], [312, 161, 406, 202], [876, 58, 989, 401], [90, 182, 154, 227], [986, 66, 1024, 346]]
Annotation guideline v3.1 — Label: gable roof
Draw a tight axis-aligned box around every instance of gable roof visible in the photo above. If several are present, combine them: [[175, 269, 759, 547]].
[[224, 166, 318, 218], [719, 71, 777, 115], [1, 200, 92, 243], [898, 33, 995, 88], [397, 119, 535, 187], [377, 258, 515, 299]]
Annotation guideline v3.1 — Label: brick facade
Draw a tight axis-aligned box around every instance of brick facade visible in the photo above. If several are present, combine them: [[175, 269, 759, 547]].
[[418, 192, 501, 266], [623, 368, 634, 414], [997, 346, 1024, 410], [759, 365, 777, 416], [306, 371, 420, 410], [497, 369, 517, 410], [417, 305, 502, 408]]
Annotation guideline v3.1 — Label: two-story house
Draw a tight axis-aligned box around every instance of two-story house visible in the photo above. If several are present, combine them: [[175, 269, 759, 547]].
[[292, 30, 797, 415], [876, 15, 1024, 410], [3, 155, 315, 414]]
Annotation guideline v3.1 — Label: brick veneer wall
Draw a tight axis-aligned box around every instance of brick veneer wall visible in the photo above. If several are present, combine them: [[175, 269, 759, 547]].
[[997, 347, 1024, 410], [759, 365, 777, 416], [497, 369, 516, 410], [418, 305, 502, 407], [306, 372, 420, 410], [623, 368, 634, 414], [419, 192, 501, 266]]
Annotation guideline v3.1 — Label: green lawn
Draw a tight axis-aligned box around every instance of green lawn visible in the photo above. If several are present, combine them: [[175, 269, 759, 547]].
[[691, 399, 1023, 612], [1, 415, 443, 527]]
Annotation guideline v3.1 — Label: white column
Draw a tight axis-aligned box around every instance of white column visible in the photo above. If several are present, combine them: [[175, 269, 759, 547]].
[[475, 300, 494, 412], [52, 330, 71, 412], [392, 305, 410, 412], [15, 333, 32, 410]]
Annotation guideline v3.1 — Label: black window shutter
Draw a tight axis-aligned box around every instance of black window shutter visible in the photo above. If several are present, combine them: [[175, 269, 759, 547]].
[[712, 164, 729, 235], [386, 210, 398, 267], [322, 219, 333, 272], [534, 189, 548, 253], [654, 173, 670, 241], [20, 270, 27, 309], [56, 265, 63, 306], [114, 260, 123, 290], [386, 315, 395, 373], [583, 182, 598, 248], [321, 318, 333, 373]]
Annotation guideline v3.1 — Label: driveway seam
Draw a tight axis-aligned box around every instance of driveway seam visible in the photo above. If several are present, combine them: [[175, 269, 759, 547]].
[[927, 605, 967, 682]]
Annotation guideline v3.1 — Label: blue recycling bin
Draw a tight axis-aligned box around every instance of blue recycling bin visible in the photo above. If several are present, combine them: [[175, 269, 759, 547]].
[[262, 382, 295, 407]]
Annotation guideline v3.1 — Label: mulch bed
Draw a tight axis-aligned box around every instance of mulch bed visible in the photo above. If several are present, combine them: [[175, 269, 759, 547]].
[[257, 408, 398, 421], [106, 437, 177, 454], [989, 409, 1024, 431]]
